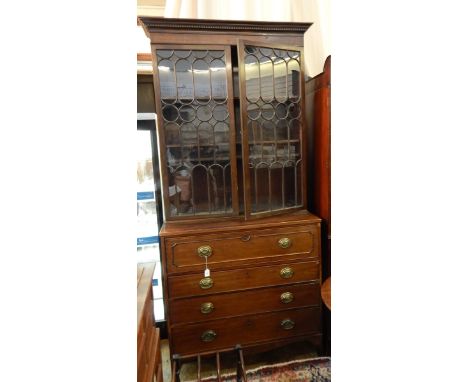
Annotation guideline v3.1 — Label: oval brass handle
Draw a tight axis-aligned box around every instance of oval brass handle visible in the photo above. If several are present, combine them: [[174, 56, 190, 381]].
[[199, 277, 213, 289], [280, 292, 294, 304], [278, 237, 292, 249], [201, 330, 217, 342], [200, 302, 214, 314], [198, 245, 212, 258], [280, 267, 294, 279], [281, 319, 295, 330]]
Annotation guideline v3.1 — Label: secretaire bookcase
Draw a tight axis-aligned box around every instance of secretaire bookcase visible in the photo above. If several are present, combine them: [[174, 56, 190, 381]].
[[139, 17, 322, 357]]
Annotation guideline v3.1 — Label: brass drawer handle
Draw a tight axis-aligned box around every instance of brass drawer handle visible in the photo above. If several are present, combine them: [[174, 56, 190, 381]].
[[280, 292, 294, 304], [201, 330, 217, 342], [200, 302, 214, 314], [278, 237, 292, 249], [199, 277, 213, 289], [281, 319, 295, 330], [280, 267, 294, 279], [198, 245, 212, 258]]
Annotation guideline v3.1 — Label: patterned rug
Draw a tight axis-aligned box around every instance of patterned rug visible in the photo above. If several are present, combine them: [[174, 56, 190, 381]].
[[185, 356, 331, 382]]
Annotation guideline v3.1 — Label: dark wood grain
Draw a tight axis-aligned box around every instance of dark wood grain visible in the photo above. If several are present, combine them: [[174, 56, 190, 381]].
[[170, 307, 321, 355], [170, 282, 321, 325], [139, 17, 312, 35], [307, 56, 331, 278], [137, 263, 162, 382], [165, 225, 318, 274], [321, 277, 331, 310], [160, 210, 321, 237], [139, 17, 323, 358], [168, 260, 320, 299]]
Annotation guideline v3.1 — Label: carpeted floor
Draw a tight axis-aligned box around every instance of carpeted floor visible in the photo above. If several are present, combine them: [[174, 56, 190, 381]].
[[160, 340, 330, 382]]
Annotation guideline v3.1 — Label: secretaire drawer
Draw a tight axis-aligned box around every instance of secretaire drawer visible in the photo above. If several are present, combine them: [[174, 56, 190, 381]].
[[164, 226, 318, 274], [167, 260, 320, 299], [171, 306, 321, 355], [170, 282, 321, 325]]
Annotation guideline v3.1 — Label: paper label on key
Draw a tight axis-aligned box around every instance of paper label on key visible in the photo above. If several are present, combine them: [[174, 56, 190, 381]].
[[204, 269, 210, 277]]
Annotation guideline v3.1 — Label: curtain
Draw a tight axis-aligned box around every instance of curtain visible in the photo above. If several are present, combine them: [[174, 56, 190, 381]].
[[164, 0, 330, 78]]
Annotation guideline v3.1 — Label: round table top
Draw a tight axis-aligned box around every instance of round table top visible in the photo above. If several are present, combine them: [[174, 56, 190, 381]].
[[321, 277, 331, 310]]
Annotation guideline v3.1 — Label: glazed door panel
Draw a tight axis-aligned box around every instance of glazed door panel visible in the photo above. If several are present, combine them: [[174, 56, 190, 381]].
[[238, 41, 307, 219], [152, 45, 239, 220]]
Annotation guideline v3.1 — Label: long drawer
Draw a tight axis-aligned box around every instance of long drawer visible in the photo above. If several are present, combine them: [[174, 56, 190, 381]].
[[164, 226, 318, 274], [170, 282, 321, 325], [170, 307, 321, 355], [167, 260, 320, 299]]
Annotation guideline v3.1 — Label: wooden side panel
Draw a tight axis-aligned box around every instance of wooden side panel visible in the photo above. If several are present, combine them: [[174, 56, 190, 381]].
[[306, 56, 331, 278]]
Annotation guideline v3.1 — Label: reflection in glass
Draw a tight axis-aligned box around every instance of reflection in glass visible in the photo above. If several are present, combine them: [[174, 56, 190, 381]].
[[193, 59, 210, 101], [158, 59, 176, 100], [156, 49, 233, 217], [175, 59, 194, 102], [259, 55, 273, 102], [242, 45, 303, 214], [244, 54, 260, 102], [211, 59, 227, 100]]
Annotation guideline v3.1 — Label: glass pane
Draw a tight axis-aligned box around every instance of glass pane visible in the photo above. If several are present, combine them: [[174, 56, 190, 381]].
[[244, 53, 260, 102], [175, 59, 194, 102], [156, 48, 233, 217], [242, 45, 303, 214], [259, 55, 274, 102], [273, 57, 288, 102], [193, 59, 210, 102], [211, 59, 227, 101], [288, 57, 301, 100], [137, 129, 160, 263], [158, 58, 176, 101]]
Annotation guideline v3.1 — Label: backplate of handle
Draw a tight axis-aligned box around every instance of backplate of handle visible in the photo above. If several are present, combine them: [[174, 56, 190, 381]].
[[199, 277, 213, 289], [281, 319, 295, 330], [278, 237, 292, 249], [280, 267, 294, 279], [201, 330, 217, 342], [280, 292, 294, 304], [200, 302, 214, 314], [198, 245, 212, 258]]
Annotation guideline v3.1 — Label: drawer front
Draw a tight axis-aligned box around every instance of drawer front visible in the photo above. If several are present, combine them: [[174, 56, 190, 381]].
[[165, 226, 318, 274], [170, 282, 320, 324], [168, 260, 320, 299], [171, 307, 321, 355]]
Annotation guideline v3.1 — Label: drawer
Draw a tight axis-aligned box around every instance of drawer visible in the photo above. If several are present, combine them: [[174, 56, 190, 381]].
[[164, 226, 318, 274], [171, 306, 321, 355], [168, 260, 320, 299], [170, 282, 321, 325]]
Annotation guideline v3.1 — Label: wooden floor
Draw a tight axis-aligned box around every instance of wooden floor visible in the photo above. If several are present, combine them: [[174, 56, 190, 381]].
[[161, 340, 172, 382]]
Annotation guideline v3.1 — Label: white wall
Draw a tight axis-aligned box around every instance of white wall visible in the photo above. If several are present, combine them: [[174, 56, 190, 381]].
[[137, 0, 330, 77]]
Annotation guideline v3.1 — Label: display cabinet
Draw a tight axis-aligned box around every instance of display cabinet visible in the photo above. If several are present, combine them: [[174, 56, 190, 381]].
[[139, 17, 322, 358], [140, 17, 310, 221]]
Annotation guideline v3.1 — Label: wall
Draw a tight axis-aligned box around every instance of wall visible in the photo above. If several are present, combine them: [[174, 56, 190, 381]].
[[136, 0, 330, 78]]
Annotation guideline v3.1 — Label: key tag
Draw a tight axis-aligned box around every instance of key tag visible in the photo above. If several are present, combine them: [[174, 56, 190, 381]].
[[204, 256, 210, 277]]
